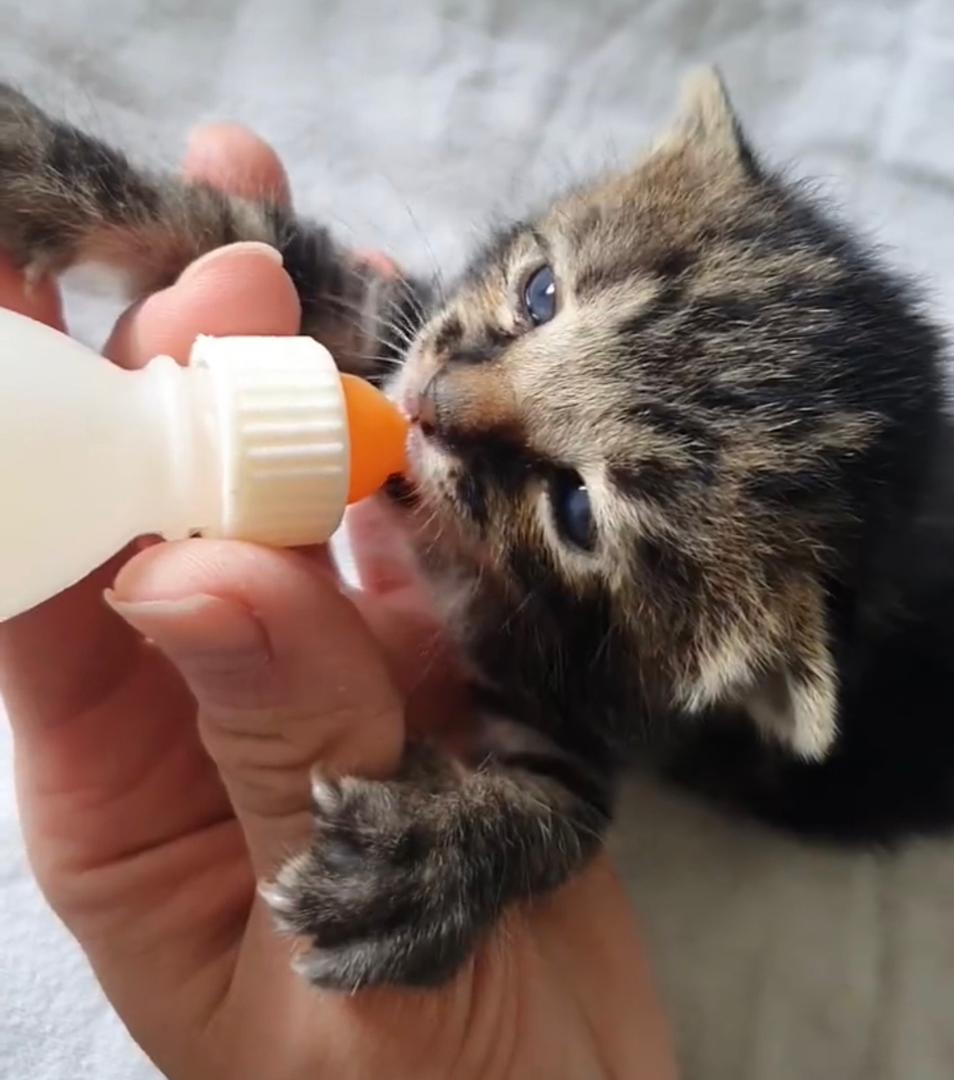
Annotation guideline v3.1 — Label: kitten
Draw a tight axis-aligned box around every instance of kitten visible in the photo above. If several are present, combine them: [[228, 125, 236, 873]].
[[2, 70, 952, 991]]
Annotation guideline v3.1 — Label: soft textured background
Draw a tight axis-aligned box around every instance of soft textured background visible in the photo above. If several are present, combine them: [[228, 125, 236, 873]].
[[2, 2, 953, 1078]]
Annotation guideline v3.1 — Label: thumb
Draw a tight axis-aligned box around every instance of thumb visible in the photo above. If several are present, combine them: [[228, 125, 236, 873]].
[[108, 539, 405, 876]]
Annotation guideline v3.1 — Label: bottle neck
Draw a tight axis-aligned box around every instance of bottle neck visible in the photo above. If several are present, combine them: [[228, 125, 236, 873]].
[[131, 356, 221, 540]]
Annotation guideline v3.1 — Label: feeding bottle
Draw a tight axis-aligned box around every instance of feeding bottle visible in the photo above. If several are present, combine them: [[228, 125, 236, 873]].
[[0, 307, 409, 621]]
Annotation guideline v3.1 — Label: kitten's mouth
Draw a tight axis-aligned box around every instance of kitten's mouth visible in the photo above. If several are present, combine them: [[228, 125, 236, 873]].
[[382, 423, 426, 507], [384, 471, 419, 507], [385, 426, 463, 533]]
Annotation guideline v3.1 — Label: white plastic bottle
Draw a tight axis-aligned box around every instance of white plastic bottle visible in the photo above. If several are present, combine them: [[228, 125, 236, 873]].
[[0, 307, 408, 621]]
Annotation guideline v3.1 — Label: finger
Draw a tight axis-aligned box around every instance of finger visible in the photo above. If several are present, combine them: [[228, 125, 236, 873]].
[[352, 248, 400, 280], [344, 498, 469, 733], [183, 123, 292, 206], [349, 587, 470, 740], [0, 251, 65, 329], [345, 497, 422, 596], [533, 857, 678, 1080], [108, 539, 406, 877], [104, 242, 300, 368]]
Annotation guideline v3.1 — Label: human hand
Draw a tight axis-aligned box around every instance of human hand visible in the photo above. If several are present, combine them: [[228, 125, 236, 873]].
[[0, 126, 676, 1080]]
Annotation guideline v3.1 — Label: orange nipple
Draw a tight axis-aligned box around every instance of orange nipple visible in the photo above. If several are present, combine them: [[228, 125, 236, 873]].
[[340, 374, 410, 504]]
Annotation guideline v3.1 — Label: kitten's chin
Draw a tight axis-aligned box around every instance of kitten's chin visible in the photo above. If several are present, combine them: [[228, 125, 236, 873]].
[[381, 429, 443, 523], [402, 425, 452, 497], [382, 426, 431, 506]]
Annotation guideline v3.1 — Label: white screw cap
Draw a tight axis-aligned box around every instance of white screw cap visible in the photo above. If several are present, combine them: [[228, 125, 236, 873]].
[[189, 335, 350, 546]]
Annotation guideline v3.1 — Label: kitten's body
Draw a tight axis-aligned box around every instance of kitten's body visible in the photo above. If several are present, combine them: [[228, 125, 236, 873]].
[[2, 73, 952, 990]]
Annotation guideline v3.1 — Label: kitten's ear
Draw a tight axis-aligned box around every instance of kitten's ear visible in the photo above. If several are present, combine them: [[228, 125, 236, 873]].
[[743, 653, 839, 761], [742, 582, 839, 759], [660, 66, 761, 179], [683, 582, 839, 760]]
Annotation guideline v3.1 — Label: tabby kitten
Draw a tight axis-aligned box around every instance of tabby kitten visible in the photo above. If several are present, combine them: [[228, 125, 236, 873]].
[[1, 70, 952, 991]]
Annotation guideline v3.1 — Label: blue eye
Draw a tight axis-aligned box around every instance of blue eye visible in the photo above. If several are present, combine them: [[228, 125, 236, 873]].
[[549, 469, 595, 551], [523, 264, 558, 326]]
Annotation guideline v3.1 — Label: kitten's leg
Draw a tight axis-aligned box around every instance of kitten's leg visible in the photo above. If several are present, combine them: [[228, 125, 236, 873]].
[[0, 83, 429, 378], [260, 725, 613, 990]]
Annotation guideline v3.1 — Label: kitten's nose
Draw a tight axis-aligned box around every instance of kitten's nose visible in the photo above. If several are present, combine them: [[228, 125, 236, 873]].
[[405, 368, 518, 446]]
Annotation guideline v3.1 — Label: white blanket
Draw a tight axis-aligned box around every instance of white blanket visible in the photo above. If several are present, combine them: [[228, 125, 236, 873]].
[[2, 2, 953, 1077]]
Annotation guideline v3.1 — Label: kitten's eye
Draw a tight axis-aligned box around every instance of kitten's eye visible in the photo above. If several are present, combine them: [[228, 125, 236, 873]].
[[548, 469, 595, 551], [523, 264, 558, 326]]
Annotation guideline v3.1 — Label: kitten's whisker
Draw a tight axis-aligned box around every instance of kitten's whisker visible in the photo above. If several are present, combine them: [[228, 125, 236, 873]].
[[499, 589, 535, 634], [387, 187, 447, 308], [391, 275, 430, 327], [310, 296, 403, 343], [345, 352, 404, 369], [588, 623, 616, 674], [306, 295, 416, 357], [360, 280, 425, 339]]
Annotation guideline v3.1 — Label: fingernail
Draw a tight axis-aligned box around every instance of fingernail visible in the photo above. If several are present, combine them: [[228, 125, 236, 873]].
[[185, 121, 253, 154], [178, 241, 283, 284], [345, 501, 416, 595], [104, 590, 270, 670]]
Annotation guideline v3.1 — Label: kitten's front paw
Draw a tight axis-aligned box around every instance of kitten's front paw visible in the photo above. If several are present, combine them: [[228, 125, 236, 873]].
[[260, 752, 487, 990]]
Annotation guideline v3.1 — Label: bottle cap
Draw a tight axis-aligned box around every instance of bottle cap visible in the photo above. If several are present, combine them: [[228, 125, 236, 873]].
[[339, 373, 410, 503], [190, 335, 408, 546]]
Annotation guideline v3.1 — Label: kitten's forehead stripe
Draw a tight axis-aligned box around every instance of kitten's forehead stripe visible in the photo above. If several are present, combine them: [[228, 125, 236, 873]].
[[617, 281, 688, 336], [574, 261, 643, 297], [465, 220, 532, 283], [652, 249, 695, 279], [573, 242, 699, 299], [528, 227, 551, 259], [610, 460, 692, 505]]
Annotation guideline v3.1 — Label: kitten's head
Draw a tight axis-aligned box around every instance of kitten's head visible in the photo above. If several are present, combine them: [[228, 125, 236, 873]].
[[390, 69, 943, 758]]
